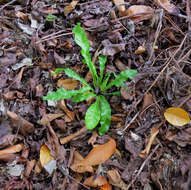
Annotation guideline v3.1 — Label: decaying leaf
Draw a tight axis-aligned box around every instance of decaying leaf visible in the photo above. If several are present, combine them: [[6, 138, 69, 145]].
[[154, 0, 179, 14], [64, 0, 79, 15], [107, 169, 127, 190], [57, 78, 78, 90], [40, 144, 56, 174], [70, 151, 94, 173], [40, 113, 64, 126], [139, 126, 159, 158], [164, 107, 190, 127], [122, 5, 154, 22], [83, 175, 111, 190], [78, 138, 116, 167], [0, 144, 24, 156]]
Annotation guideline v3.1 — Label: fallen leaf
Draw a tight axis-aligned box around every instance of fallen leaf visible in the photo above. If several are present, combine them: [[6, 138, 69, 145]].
[[142, 93, 153, 110], [64, 0, 79, 15], [40, 144, 56, 175], [0, 153, 16, 162], [70, 151, 94, 173], [57, 78, 78, 90], [60, 126, 87, 145], [40, 113, 64, 126], [107, 169, 127, 190], [122, 5, 154, 22], [3, 90, 23, 100], [135, 46, 146, 54], [83, 175, 111, 189], [40, 144, 55, 166], [154, 0, 180, 14], [0, 144, 24, 156], [139, 126, 159, 158], [88, 131, 98, 145], [112, 0, 125, 13], [164, 107, 190, 127], [24, 160, 36, 178], [58, 100, 75, 121], [78, 138, 116, 167]]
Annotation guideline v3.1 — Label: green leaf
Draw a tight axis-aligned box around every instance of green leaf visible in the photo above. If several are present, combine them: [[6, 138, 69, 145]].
[[72, 92, 96, 103], [72, 23, 98, 87], [85, 97, 100, 130], [98, 54, 107, 85], [105, 70, 138, 90], [100, 72, 112, 91], [64, 68, 93, 90], [43, 87, 90, 101], [46, 14, 57, 22], [51, 68, 65, 76], [98, 96, 111, 135]]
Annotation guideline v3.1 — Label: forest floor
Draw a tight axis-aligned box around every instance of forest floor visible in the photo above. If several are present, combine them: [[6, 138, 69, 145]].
[[0, 0, 191, 189]]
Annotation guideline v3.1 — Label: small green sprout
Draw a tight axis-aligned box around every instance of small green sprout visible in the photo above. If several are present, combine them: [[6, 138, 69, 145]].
[[43, 23, 137, 135]]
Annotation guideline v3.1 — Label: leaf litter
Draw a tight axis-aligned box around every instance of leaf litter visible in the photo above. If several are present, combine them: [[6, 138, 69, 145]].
[[0, 0, 191, 189]]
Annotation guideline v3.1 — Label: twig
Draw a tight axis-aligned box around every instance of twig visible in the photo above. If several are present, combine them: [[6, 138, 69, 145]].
[[0, 0, 17, 11], [126, 144, 160, 190]]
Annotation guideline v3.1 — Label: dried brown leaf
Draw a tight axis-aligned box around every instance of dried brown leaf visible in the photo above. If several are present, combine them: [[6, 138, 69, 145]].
[[139, 126, 159, 158], [122, 5, 154, 22], [154, 0, 179, 14], [57, 78, 78, 90], [112, 0, 125, 13], [40, 113, 64, 126], [83, 175, 110, 188], [78, 138, 116, 167], [64, 0, 79, 15], [107, 169, 127, 190], [60, 126, 87, 145], [0, 143, 24, 156], [70, 151, 94, 173], [58, 100, 75, 121], [142, 93, 153, 110]]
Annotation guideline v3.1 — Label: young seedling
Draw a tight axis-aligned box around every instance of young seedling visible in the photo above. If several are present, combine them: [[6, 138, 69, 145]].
[[43, 23, 137, 135]]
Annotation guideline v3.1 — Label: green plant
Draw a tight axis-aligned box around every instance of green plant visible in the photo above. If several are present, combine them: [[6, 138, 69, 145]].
[[43, 23, 137, 135], [45, 14, 57, 22]]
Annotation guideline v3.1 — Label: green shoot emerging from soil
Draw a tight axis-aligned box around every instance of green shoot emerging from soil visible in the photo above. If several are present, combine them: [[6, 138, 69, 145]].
[[43, 23, 137, 135]]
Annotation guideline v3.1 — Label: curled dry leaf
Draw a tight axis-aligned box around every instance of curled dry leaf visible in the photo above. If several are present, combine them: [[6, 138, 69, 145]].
[[64, 0, 79, 15], [0, 144, 24, 156], [122, 5, 154, 22], [164, 107, 190, 127], [107, 169, 127, 190], [83, 175, 111, 190], [78, 138, 116, 167], [40, 113, 64, 126], [57, 78, 79, 90], [70, 151, 94, 173], [154, 0, 179, 14], [139, 126, 159, 158]]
